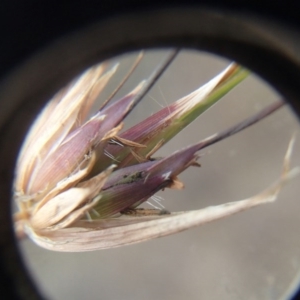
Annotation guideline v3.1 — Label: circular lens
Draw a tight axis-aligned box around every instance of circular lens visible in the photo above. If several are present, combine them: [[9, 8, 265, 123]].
[[14, 49, 300, 300]]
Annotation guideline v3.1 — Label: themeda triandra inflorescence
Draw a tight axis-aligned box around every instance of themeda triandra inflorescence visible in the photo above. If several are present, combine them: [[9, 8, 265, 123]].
[[14, 50, 298, 252]]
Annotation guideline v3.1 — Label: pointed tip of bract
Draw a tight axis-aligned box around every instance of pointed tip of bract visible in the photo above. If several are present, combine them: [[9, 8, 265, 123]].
[[97, 80, 146, 133]]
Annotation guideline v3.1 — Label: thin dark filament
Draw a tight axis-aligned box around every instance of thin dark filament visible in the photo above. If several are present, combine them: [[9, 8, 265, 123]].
[[122, 48, 180, 119], [197, 100, 285, 151], [100, 51, 144, 109]]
